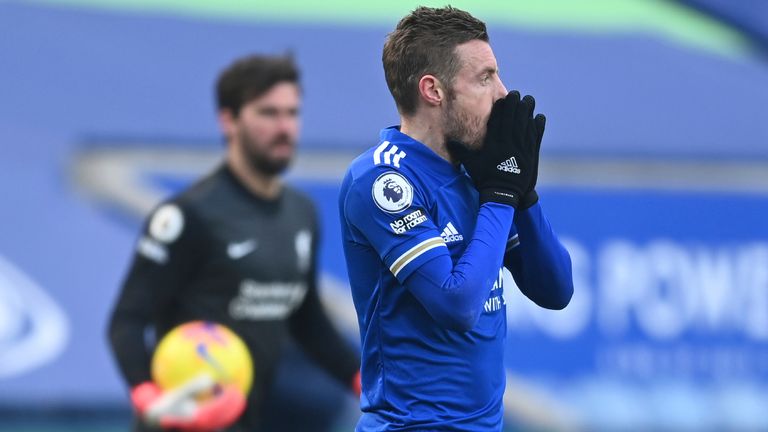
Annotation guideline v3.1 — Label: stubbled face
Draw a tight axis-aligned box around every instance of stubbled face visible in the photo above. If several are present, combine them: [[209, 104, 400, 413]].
[[226, 82, 301, 176], [442, 40, 508, 151]]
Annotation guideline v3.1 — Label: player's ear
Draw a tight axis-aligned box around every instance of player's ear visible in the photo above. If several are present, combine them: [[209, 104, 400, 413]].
[[218, 108, 237, 142], [418, 74, 444, 108]]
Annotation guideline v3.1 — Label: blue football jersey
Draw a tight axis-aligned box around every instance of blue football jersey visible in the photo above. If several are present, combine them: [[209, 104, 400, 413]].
[[339, 127, 513, 431]]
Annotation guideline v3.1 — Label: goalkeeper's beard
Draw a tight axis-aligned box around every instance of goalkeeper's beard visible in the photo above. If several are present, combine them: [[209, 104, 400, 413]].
[[239, 129, 294, 177]]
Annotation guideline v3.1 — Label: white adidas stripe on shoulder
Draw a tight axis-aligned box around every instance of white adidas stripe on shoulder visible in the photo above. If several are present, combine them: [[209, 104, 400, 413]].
[[373, 141, 406, 168], [373, 141, 390, 165]]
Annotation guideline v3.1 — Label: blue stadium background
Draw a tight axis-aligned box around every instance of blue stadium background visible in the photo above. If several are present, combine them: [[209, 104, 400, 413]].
[[1, 0, 768, 430]]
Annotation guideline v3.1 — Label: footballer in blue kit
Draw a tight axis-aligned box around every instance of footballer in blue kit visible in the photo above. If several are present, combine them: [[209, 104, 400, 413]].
[[340, 6, 574, 431]]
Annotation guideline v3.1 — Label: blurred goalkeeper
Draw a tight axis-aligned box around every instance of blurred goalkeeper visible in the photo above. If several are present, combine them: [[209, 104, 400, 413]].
[[339, 7, 574, 431], [108, 54, 360, 432]]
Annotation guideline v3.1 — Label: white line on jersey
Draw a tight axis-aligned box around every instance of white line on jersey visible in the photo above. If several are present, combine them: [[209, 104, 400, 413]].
[[373, 141, 406, 168], [506, 233, 520, 252], [390, 237, 446, 277]]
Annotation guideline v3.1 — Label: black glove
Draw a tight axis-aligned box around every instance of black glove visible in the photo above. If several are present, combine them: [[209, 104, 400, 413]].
[[519, 109, 545, 209], [459, 90, 546, 208]]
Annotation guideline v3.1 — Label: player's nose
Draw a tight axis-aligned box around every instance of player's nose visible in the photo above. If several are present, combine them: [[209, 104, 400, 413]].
[[495, 77, 508, 100], [277, 113, 298, 134]]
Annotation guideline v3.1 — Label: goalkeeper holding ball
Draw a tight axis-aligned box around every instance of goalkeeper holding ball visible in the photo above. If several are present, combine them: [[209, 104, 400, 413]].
[[108, 54, 360, 432]]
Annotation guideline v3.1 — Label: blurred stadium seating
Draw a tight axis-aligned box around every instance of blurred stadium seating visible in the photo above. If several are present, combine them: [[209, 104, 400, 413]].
[[1, 0, 767, 430]]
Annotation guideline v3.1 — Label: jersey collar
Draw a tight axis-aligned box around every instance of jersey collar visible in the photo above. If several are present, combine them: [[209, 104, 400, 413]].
[[219, 163, 284, 208], [379, 126, 462, 178]]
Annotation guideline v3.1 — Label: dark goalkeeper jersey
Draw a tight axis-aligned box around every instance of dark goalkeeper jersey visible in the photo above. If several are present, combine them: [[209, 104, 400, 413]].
[[108, 163, 358, 431]]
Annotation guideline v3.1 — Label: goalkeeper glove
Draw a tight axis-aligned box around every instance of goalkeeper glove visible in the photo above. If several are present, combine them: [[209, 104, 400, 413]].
[[351, 370, 361, 397], [130, 374, 246, 432]]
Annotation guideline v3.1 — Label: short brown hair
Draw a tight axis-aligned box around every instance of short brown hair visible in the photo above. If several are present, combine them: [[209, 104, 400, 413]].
[[382, 6, 488, 116], [216, 54, 300, 117]]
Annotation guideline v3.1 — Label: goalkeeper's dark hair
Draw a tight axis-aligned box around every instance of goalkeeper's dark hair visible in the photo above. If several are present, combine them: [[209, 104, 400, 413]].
[[216, 54, 300, 117], [382, 6, 488, 116]]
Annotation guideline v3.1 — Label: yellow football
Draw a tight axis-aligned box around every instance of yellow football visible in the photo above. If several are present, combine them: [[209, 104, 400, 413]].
[[151, 321, 253, 396]]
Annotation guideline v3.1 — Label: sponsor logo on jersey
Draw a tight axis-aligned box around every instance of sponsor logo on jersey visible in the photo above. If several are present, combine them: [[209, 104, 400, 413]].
[[440, 222, 464, 243], [149, 204, 184, 243], [373, 140, 406, 168], [372, 171, 413, 213], [390, 209, 427, 234], [497, 157, 521, 174], [484, 268, 506, 313], [229, 279, 308, 320], [227, 239, 258, 260]]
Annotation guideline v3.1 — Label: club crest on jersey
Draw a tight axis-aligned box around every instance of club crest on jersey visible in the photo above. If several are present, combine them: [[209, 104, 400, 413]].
[[149, 204, 184, 243], [372, 172, 413, 213]]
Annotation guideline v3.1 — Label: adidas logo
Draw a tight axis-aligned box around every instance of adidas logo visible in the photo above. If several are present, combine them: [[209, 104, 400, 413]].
[[497, 157, 521, 174], [441, 222, 464, 243]]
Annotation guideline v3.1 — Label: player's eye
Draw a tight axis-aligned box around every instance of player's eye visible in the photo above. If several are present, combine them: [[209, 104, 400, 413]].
[[258, 107, 279, 117]]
